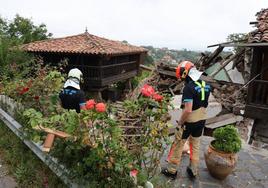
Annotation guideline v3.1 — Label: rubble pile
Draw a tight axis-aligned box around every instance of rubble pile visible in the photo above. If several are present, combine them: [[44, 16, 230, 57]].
[[249, 8, 268, 43], [211, 83, 247, 114], [135, 63, 247, 115]]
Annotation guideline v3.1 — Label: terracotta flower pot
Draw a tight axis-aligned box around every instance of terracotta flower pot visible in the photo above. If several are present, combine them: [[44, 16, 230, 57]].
[[204, 141, 238, 180]]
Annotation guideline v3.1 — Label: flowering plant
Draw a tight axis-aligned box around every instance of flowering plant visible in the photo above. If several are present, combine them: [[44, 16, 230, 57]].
[[122, 84, 170, 179]]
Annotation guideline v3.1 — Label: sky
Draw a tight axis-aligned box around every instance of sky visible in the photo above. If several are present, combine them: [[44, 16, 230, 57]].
[[0, 0, 268, 51]]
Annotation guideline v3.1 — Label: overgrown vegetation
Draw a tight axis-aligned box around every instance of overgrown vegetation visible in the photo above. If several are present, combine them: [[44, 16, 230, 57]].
[[0, 121, 66, 188], [131, 70, 151, 88], [0, 14, 52, 78], [1, 58, 171, 187], [212, 125, 242, 153]]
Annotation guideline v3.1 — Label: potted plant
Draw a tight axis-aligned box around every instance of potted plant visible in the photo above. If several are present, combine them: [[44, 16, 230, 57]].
[[204, 125, 242, 180]]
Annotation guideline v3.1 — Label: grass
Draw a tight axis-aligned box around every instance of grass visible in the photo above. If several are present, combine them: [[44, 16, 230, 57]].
[[0, 120, 66, 188]]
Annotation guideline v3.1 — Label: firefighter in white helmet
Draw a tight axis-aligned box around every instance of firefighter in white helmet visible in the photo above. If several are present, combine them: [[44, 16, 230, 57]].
[[161, 61, 211, 179], [59, 68, 86, 113]]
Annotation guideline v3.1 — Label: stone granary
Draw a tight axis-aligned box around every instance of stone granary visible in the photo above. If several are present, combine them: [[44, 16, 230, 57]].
[[21, 31, 147, 92]]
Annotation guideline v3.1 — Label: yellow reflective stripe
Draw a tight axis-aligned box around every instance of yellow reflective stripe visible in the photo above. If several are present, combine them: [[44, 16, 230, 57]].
[[201, 81, 206, 101], [195, 81, 206, 101]]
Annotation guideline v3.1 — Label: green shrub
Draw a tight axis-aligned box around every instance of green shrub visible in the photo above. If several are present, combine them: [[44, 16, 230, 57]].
[[212, 125, 242, 153]]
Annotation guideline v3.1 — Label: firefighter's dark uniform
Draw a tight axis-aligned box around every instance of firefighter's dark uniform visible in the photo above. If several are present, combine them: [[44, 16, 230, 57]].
[[59, 86, 86, 113], [167, 79, 210, 176]]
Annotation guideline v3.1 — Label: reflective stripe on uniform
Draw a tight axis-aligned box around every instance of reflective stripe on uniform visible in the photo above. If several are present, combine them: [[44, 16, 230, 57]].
[[183, 99, 193, 102], [63, 89, 78, 95], [194, 81, 210, 101]]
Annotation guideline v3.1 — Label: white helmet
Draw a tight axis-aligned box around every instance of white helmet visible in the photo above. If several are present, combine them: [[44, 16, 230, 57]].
[[68, 68, 83, 82]]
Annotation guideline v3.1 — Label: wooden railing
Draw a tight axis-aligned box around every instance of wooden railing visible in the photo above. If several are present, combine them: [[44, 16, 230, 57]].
[[68, 61, 138, 88]]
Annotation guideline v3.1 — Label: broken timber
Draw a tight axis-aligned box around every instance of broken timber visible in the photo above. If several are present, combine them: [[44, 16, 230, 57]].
[[33, 125, 75, 152], [168, 113, 243, 135]]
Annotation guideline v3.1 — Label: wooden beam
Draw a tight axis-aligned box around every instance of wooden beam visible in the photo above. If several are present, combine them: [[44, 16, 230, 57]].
[[205, 114, 243, 129], [202, 46, 224, 66], [33, 125, 73, 138], [140, 64, 154, 72], [43, 133, 55, 152], [169, 113, 243, 135]]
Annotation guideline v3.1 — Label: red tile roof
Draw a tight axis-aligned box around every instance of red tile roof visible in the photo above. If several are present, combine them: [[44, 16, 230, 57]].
[[249, 8, 268, 43], [22, 32, 147, 55]]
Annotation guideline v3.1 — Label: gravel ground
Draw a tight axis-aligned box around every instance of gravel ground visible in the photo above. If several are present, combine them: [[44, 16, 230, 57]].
[[0, 157, 17, 188]]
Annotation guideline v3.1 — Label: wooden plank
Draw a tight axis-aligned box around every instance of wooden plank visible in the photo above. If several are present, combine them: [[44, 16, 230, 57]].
[[140, 64, 154, 71], [207, 41, 241, 48], [43, 133, 55, 152], [202, 46, 224, 66], [33, 125, 72, 138], [102, 70, 137, 86], [157, 69, 176, 77], [168, 114, 243, 135], [119, 126, 143, 129], [245, 104, 268, 120], [219, 42, 268, 47], [205, 115, 243, 129]]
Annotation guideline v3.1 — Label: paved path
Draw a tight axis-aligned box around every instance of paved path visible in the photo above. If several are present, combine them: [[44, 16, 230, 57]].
[[160, 136, 268, 188], [0, 158, 17, 188]]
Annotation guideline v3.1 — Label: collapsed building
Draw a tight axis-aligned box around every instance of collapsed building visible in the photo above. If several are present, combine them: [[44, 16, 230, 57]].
[[135, 8, 268, 149]]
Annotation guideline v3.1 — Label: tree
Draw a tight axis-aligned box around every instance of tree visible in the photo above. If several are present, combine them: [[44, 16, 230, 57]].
[[0, 14, 52, 78], [6, 14, 52, 44], [226, 33, 247, 53]]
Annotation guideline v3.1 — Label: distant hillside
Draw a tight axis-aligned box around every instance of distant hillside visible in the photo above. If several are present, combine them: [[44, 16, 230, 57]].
[[142, 46, 232, 66], [142, 46, 201, 65]]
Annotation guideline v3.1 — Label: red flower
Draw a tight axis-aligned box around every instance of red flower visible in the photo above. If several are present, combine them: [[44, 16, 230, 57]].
[[19, 87, 29, 95], [141, 84, 155, 97], [95, 103, 106, 112], [34, 96, 40, 100], [130, 169, 138, 177], [153, 93, 163, 102], [86, 99, 96, 110]]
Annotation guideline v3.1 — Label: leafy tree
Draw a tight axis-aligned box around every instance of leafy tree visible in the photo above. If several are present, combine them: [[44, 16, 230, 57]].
[[3, 14, 52, 44], [0, 14, 52, 78], [226, 33, 247, 53], [144, 54, 154, 65]]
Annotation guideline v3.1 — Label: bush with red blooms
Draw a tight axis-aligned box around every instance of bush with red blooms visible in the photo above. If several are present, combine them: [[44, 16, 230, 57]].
[[141, 84, 163, 102], [122, 84, 170, 180], [85, 100, 106, 113], [95, 102, 106, 112], [141, 84, 155, 97], [152, 93, 163, 102], [85, 99, 96, 110], [2, 67, 64, 115]]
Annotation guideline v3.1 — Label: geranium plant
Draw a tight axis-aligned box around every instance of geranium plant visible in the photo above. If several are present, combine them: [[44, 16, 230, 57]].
[[122, 84, 170, 180]]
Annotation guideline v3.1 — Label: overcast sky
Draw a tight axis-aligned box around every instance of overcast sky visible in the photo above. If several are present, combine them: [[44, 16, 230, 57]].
[[1, 0, 268, 51]]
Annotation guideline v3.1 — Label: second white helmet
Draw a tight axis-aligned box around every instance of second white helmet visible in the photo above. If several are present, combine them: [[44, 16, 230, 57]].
[[68, 68, 83, 82]]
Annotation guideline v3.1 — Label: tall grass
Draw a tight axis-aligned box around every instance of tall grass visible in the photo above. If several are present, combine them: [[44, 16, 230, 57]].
[[0, 120, 66, 188]]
